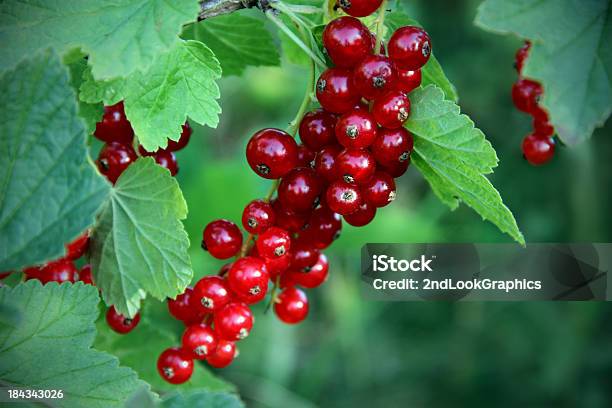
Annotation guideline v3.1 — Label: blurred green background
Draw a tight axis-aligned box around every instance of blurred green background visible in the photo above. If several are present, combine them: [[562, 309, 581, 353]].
[[169, 0, 612, 406]]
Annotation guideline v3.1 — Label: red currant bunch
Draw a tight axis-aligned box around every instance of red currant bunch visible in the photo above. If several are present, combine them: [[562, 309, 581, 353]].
[[511, 41, 557, 165]]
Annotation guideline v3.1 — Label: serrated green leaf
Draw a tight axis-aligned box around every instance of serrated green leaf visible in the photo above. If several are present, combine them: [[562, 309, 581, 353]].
[[90, 158, 193, 317], [385, 13, 459, 102], [95, 299, 234, 393], [0, 281, 148, 407], [407, 86, 524, 244], [65, 57, 104, 135], [161, 391, 244, 408], [182, 14, 280, 77], [80, 40, 221, 152], [0, 50, 110, 272], [475, 0, 612, 145], [0, 0, 200, 80]]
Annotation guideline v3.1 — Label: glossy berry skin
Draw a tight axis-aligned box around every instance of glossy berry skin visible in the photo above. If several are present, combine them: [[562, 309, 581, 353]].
[[326, 181, 362, 215], [395, 68, 422, 94], [79, 264, 94, 285], [388, 26, 432, 70], [316, 68, 361, 114], [323, 17, 373, 68], [246, 128, 298, 179], [166, 122, 192, 152], [168, 287, 201, 325], [290, 239, 320, 271], [338, 0, 383, 17], [65, 231, 89, 260], [152, 149, 178, 176], [0, 271, 11, 280], [214, 303, 254, 341], [353, 55, 397, 100], [371, 127, 414, 167], [299, 109, 337, 151], [314, 144, 343, 183], [288, 253, 329, 289], [335, 148, 376, 185], [202, 219, 242, 259], [344, 201, 377, 226], [533, 117, 555, 138], [206, 340, 236, 368], [94, 102, 134, 145], [257, 227, 291, 259], [278, 167, 323, 213], [300, 207, 342, 249], [335, 110, 378, 148], [380, 159, 410, 178], [97, 142, 137, 184], [372, 91, 411, 129], [39, 259, 78, 284], [274, 287, 309, 324], [271, 199, 309, 232], [264, 253, 292, 282], [362, 171, 397, 207], [182, 324, 218, 360], [515, 41, 531, 73], [242, 199, 276, 234], [106, 306, 140, 334], [192, 276, 231, 314], [511, 79, 543, 113], [522, 134, 555, 166], [227, 256, 269, 303], [157, 347, 194, 384], [297, 144, 316, 168]]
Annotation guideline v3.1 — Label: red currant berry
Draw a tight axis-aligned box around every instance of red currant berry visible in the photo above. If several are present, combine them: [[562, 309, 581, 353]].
[[168, 287, 201, 325], [371, 127, 413, 167], [274, 287, 309, 324], [289, 253, 329, 289], [192, 275, 231, 314], [353, 55, 397, 100], [246, 128, 298, 179], [0, 271, 11, 280], [338, 0, 383, 17], [182, 324, 218, 360], [300, 207, 342, 249], [271, 199, 310, 232], [344, 201, 377, 226], [94, 102, 134, 145], [316, 68, 361, 114], [323, 17, 373, 68], [79, 264, 94, 285], [372, 91, 411, 129], [388, 26, 432, 70], [380, 158, 410, 178], [335, 109, 378, 148], [522, 134, 555, 166], [65, 231, 89, 260], [202, 219, 243, 259], [278, 167, 323, 213], [38, 259, 78, 284], [206, 340, 236, 368], [297, 144, 316, 168], [242, 199, 276, 234], [533, 119, 555, 138], [511, 78, 543, 114], [157, 347, 194, 384], [227, 256, 269, 303], [326, 181, 362, 215], [335, 148, 376, 185], [299, 109, 337, 151], [214, 302, 254, 341], [152, 149, 178, 176], [395, 67, 422, 94], [263, 251, 292, 281], [257, 227, 291, 258], [97, 142, 137, 184], [314, 144, 343, 183], [290, 238, 320, 272], [23, 266, 41, 280], [362, 171, 396, 207], [166, 122, 192, 152], [106, 306, 140, 334], [515, 41, 531, 73]]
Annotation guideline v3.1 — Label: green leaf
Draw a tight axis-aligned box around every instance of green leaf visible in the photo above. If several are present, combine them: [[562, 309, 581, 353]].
[[182, 14, 280, 77], [161, 391, 244, 408], [0, 0, 200, 80], [385, 13, 459, 102], [95, 299, 234, 393], [407, 86, 524, 244], [80, 40, 222, 152], [278, 0, 324, 66], [475, 0, 612, 145], [0, 281, 148, 407], [90, 158, 193, 317], [65, 56, 104, 135], [0, 50, 110, 272]]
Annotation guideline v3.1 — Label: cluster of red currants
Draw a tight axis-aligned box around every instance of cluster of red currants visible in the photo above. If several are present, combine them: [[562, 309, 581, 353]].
[[94, 102, 191, 183], [511, 41, 556, 166], [152, 5, 433, 385]]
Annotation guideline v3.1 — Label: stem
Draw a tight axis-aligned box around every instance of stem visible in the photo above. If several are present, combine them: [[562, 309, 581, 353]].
[[264, 274, 281, 314], [281, 4, 322, 14], [374, 0, 388, 54], [272, 1, 313, 29]]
